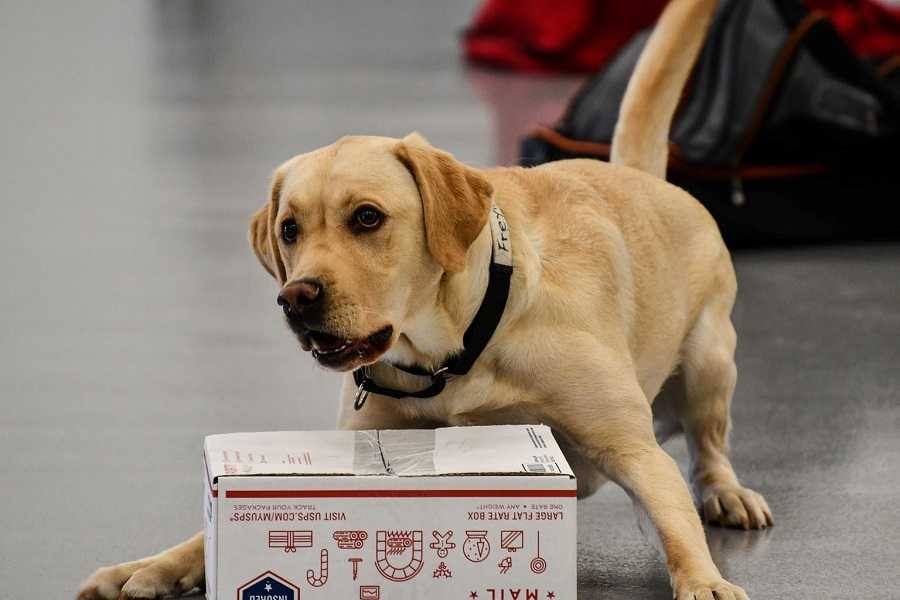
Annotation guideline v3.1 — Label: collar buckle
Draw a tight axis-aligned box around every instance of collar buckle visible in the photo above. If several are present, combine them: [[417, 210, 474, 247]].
[[354, 382, 369, 411], [354, 368, 371, 410]]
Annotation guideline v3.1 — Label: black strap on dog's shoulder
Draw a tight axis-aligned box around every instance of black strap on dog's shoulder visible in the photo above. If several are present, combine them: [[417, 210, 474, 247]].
[[450, 263, 513, 375], [352, 202, 513, 410]]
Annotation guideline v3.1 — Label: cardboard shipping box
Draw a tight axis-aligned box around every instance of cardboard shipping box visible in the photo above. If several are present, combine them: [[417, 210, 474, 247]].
[[204, 425, 577, 600]]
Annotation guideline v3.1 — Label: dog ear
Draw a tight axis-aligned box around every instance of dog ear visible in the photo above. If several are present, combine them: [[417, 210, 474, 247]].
[[394, 132, 493, 273], [248, 170, 287, 284]]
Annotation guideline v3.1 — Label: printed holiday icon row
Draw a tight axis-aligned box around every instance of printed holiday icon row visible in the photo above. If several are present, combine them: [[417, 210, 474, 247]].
[[269, 529, 541, 561], [268, 529, 550, 580]]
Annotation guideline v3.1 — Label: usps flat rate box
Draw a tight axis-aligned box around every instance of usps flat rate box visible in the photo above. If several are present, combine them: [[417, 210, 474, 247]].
[[204, 425, 576, 600]]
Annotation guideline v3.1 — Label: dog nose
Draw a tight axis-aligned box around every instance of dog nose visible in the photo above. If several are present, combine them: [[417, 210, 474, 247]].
[[277, 279, 323, 315]]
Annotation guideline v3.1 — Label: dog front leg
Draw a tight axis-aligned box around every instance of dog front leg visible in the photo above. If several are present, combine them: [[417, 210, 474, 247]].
[[77, 531, 204, 600], [555, 382, 749, 600]]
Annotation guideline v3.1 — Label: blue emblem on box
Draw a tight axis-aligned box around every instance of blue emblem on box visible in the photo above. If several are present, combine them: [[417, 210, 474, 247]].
[[237, 571, 299, 600]]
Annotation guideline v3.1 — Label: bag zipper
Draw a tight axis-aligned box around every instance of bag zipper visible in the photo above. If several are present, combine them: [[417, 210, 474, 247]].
[[731, 173, 746, 206]]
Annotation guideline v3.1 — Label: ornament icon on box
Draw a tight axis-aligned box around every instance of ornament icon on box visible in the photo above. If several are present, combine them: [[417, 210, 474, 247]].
[[463, 530, 491, 563], [530, 532, 547, 575]]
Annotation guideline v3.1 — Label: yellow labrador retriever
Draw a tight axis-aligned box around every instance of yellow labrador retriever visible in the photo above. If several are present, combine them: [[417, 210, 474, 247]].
[[78, 1, 771, 598]]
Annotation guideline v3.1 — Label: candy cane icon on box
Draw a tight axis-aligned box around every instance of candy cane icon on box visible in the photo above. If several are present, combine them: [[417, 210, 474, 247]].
[[307, 549, 329, 587], [374, 531, 423, 582]]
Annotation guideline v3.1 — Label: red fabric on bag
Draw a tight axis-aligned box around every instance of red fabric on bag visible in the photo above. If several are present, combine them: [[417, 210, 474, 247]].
[[462, 0, 900, 74], [463, 0, 667, 73], [806, 0, 900, 58]]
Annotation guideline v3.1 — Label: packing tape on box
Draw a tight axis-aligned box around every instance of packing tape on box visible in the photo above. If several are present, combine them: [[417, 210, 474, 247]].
[[353, 430, 437, 476]]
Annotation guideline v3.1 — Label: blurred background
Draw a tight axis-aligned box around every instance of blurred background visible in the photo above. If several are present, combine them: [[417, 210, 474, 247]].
[[1, 1, 898, 599]]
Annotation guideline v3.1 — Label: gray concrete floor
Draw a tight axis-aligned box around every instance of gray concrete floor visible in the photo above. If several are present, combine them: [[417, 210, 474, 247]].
[[2, 2, 899, 599]]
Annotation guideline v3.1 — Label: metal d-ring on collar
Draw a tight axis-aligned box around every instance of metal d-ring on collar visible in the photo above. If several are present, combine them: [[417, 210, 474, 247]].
[[352, 201, 513, 410]]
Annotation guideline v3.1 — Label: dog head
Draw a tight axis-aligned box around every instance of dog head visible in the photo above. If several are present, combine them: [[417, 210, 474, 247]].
[[248, 133, 492, 371]]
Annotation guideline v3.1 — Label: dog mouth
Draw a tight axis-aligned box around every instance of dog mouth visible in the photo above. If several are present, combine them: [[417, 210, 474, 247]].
[[306, 325, 394, 371]]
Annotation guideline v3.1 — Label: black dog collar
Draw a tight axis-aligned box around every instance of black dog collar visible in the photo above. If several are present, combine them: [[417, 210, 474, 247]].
[[352, 202, 513, 410]]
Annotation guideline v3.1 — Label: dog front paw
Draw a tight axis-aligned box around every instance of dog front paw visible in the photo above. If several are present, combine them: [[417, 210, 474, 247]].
[[699, 483, 773, 530], [77, 565, 127, 600], [77, 559, 201, 600], [674, 576, 749, 600]]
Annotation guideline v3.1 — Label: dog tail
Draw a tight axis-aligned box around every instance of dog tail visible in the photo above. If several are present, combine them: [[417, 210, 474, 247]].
[[610, 0, 719, 179]]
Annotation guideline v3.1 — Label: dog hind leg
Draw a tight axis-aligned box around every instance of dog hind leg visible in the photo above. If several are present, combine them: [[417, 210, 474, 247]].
[[677, 271, 773, 530]]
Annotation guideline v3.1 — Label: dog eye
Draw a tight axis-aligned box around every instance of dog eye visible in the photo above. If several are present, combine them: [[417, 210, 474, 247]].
[[354, 206, 382, 230], [281, 218, 298, 244]]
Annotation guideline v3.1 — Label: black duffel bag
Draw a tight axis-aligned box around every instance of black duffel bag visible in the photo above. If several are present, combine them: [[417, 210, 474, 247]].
[[520, 0, 900, 247]]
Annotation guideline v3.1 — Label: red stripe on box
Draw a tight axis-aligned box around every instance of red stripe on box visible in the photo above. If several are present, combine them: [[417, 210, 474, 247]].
[[225, 489, 577, 499]]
